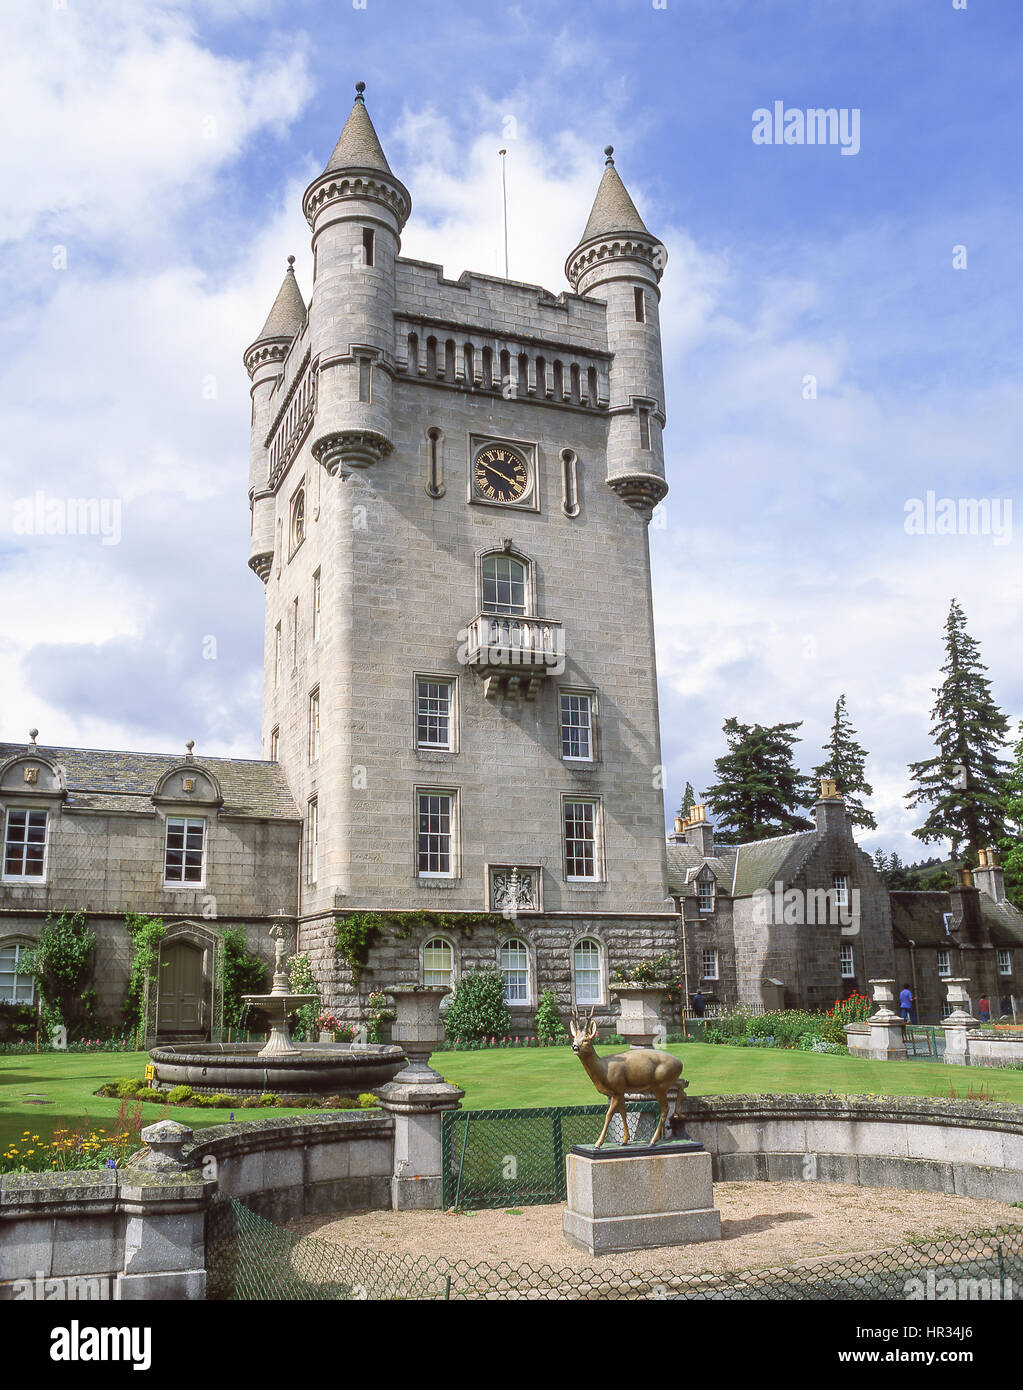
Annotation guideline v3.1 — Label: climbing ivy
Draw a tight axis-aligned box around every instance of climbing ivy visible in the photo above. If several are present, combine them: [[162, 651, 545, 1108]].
[[334, 911, 502, 985], [20, 910, 97, 1036], [286, 953, 320, 1042], [218, 926, 269, 1029], [121, 913, 167, 1040]]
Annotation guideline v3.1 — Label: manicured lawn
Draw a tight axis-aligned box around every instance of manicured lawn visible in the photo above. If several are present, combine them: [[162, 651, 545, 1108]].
[[0, 1052, 306, 1151], [431, 1043, 1023, 1111], [5, 1043, 1023, 1152]]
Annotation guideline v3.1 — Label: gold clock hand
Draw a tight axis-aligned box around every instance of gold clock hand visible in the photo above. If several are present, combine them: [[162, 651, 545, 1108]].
[[487, 465, 519, 488]]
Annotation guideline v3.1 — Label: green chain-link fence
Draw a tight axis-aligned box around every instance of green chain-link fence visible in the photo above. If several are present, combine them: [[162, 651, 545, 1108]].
[[441, 1102, 664, 1210], [905, 1026, 945, 1060], [206, 1199, 1023, 1301]]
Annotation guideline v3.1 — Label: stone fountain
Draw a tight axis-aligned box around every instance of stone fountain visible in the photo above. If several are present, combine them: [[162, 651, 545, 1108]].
[[147, 925, 405, 1101]]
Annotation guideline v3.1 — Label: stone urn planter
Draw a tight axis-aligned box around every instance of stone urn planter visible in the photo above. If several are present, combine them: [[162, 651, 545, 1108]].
[[383, 984, 450, 1084], [611, 983, 668, 1049]]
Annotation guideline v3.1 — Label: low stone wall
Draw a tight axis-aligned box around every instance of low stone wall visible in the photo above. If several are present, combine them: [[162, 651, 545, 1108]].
[[965, 1031, 1023, 1068], [186, 1111, 393, 1223], [685, 1094, 1023, 1204], [0, 1168, 212, 1301]]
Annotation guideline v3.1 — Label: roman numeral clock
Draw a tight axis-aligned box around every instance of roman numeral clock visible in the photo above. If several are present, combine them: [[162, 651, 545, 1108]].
[[470, 438, 538, 511]]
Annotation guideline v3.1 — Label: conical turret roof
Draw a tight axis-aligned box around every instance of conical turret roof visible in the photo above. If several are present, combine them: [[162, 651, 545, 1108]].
[[324, 82, 393, 175], [255, 257, 306, 342], [577, 147, 649, 244]]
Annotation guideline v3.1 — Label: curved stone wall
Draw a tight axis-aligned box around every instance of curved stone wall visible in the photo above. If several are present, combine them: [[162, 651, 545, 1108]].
[[685, 1095, 1023, 1203]]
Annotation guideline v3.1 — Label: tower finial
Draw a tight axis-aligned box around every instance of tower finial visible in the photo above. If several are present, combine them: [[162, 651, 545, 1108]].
[[355, 80, 366, 102], [604, 145, 615, 166], [287, 254, 295, 270]]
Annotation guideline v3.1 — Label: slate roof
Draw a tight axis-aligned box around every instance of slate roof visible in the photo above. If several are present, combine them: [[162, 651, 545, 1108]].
[[890, 889, 1023, 949], [730, 831, 818, 899], [324, 90, 393, 175], [0, 743, 300, 821], [578, 158, 649, 244], [254, 263, 307, 344], [666, 843, 735, 897]]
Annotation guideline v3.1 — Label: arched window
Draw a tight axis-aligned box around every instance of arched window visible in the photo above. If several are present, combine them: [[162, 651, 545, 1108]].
[[481, 553, 527, 616], [482, 346, 494, 390], [553, 360, 564, 400], [407, 332, 419, 374], [569, 363, 581, 405], [290, 489, 305, 553], [423, 937, 454, 990], [463, 343, 475, 384], [426, 336, 438, 377], [573, 938, 602, 1007], [500, 939, 529, 1004], [587, 366, 598, 406], [0, 939, 35, 1005], [444, 339, 456, 384]]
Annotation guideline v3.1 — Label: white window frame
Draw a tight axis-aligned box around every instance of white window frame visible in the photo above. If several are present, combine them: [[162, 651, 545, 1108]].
[[163, 816, 206, 888], [312, 570, 321, 644], [840, 943, 854, 979], [500, 938, 530, 1005], [423, 936, 454, 990], [415, 677, 456, 752], [306, 797, 318, 885], [563, 797, 601, 882], [999, 949, 1012, 977], [416, 789, 457, 879], [273, 623, 281, 689], [479, 551, 530, 617], [701, 948, 719, 981], [833, 873, 850, 909], [572, 937, 603, 1007], [0, 939, 36, 1005], [308, 687, 320, 762], [697, 874, 715, 915], [290, 487, 306, 556], [2, 808, 49, 882], [269, 726, 280, 761], [559, 691, 594, 762], [937, 949, 951, 979]]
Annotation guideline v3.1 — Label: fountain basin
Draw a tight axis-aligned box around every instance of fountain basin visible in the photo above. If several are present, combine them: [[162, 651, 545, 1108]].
[[147, 1042, 406, 1101]]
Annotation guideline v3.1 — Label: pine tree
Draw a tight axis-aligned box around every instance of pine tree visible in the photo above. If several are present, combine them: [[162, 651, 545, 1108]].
[[872, 848, 888, 874], [906, 599, 1010, 860], [812, 694, 877, 830], [677, 780, 696, 821], [997, 721, 1023, 910], [703, 717, 815, 844]]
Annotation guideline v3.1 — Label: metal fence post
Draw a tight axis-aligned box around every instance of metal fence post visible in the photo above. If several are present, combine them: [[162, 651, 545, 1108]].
[[552, 1109, 566, 1202]]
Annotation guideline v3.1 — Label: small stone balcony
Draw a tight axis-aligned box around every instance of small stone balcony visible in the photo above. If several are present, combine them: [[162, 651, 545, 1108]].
[[461, 613, 565, 700]]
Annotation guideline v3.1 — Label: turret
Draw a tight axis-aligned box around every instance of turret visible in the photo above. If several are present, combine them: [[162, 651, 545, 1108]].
[[243, 256, 307, 580], [566, 147, 667, 519], [301, 82, 411, 476]]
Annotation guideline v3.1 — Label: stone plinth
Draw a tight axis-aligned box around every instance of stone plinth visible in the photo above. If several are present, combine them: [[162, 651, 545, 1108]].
[[943, 978, 980, 1066], [562, 1145, 721, 1255], [859, 982, 907, 1060], [612, 984, 667, 1049]]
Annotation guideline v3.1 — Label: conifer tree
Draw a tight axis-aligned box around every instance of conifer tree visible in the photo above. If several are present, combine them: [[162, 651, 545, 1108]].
[[812, 694, 877, 830], [905, 599, 1009, 860], [677, 780, 696, 821], [997, 722, 1023, 910], [703, 718, 815, 844]]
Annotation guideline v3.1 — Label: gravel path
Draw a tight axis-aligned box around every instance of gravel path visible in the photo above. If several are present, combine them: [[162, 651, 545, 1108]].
[[288, 1183, 1022, 1278]]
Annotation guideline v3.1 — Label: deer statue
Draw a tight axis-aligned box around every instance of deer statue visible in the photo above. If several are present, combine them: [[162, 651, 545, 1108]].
[[567, 1006, 688, 1148]]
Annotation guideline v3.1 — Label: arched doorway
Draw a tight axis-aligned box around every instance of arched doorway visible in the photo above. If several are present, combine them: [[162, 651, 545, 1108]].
[[157, 939, 204, 1035]]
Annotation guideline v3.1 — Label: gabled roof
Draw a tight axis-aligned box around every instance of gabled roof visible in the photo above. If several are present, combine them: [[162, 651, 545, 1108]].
[[666, 843, 735, 897], [254, 261, 307, 343], [890, 890, 1023, 950], [577, 151, 649, 244], [730, 831, 818, 899], [0, 743, 300, 821], [324, 87, 393, 175]]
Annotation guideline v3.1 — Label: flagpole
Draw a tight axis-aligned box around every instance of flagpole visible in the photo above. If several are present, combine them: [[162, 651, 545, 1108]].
[[499, 148, 509, 279]]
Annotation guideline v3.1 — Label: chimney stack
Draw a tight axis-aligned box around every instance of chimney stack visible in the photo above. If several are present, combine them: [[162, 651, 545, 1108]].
[[949, 865, 986, 943], [814, 778, 848, 839], [973, 846, 1007, 905]]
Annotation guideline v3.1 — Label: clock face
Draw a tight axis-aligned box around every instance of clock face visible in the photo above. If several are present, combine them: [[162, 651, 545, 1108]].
[[473, 444, 530, 504]]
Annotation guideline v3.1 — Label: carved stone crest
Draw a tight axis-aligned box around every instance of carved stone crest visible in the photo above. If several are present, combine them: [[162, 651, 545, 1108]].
[[23, 767, 39, 785], [488, 865, 540, 913], [182, 777, 195, 793]]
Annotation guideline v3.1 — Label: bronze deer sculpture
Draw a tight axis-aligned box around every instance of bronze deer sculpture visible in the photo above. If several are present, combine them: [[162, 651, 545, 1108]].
[[567, 1006, 687, 1147]]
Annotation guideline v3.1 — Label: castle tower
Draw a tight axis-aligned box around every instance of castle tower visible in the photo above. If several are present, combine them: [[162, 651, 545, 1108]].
[[565, 147, 667, 518], [245, 90, 677, 1024]]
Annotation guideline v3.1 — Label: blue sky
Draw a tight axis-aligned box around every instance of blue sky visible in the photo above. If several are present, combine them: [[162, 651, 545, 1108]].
[[1, 0, 1020, 862]]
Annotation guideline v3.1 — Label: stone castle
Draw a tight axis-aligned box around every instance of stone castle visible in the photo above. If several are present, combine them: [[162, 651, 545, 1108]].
[[1, 88, 1020, 1036]]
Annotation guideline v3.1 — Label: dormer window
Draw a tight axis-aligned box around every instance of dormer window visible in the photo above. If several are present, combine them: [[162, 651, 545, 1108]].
[[697, 873, 715, 914], [164, 817, 206, 886]]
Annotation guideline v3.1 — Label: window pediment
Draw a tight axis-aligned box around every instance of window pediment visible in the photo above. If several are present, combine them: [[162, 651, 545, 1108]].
[[152, 765, 223, 807], [0, 756, 65, 800]]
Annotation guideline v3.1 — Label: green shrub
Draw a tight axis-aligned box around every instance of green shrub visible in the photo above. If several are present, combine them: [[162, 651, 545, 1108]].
[[190, 1094, 215, 1108], [136, 1087, 164, 1102], [534, 988, 566, 1045], [95, 1082, 119, 1097], [20, 910, 97, 1035], [443, 969, 511, 1042], [219, 926, 269, 1030], [116, 1077, 145, 1097], [166, 1085, 193, 1104], [207, 1094, 235, 1108], [241, 1095, 264, 1108], [357, 1092, 378, 1109], [259, 1093, 279, 1107]]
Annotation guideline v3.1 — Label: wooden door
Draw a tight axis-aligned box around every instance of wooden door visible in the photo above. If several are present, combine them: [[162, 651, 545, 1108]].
[[157, 940, 203, 1033]]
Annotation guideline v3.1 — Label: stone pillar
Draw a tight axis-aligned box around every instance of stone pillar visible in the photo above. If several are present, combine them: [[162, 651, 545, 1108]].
[[374, 985, 464, 1210], [942, 979, 979, 1065], [613, 984, 667, 1048], [865, 979, 907, 1061]]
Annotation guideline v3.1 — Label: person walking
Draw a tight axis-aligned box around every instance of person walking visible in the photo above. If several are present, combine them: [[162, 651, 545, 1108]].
[[691, 989, 706, 1018], [899, 984, 916, 1025], [978, 995, 991, 1024]]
